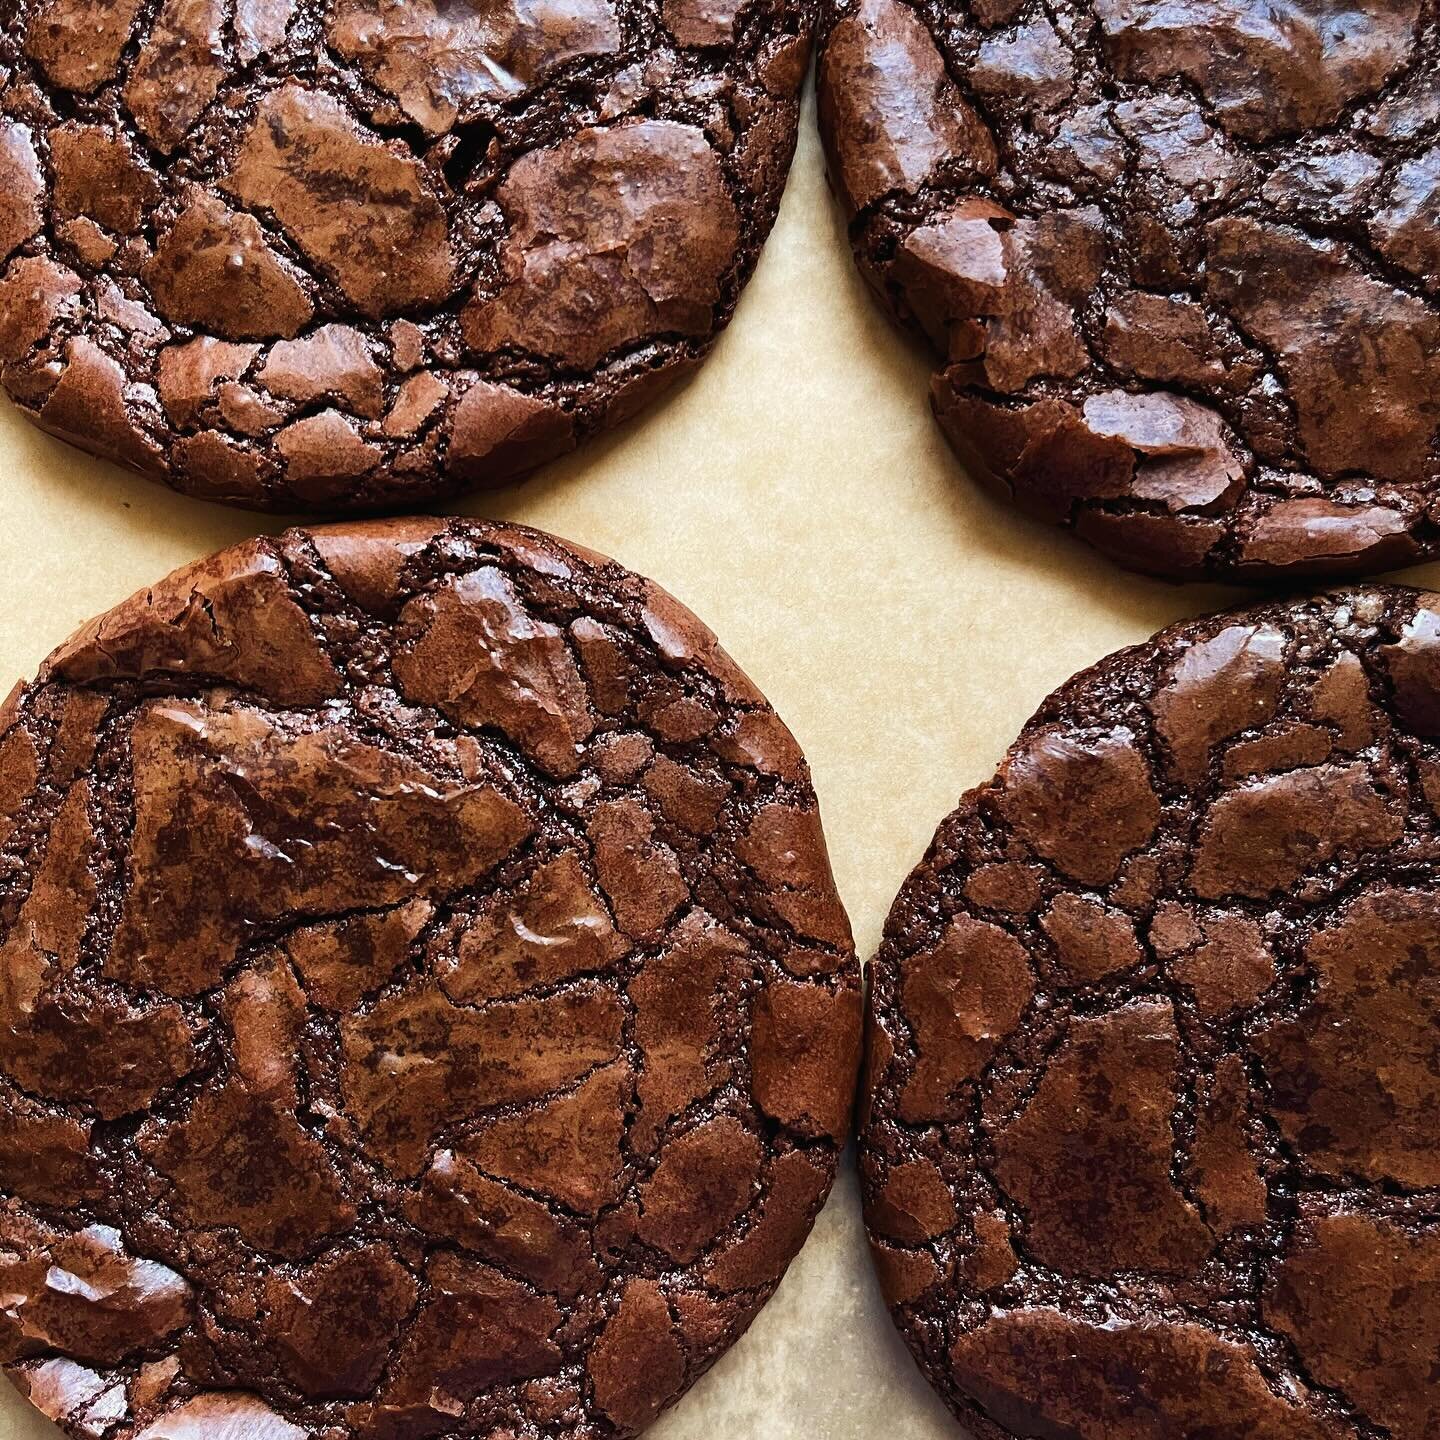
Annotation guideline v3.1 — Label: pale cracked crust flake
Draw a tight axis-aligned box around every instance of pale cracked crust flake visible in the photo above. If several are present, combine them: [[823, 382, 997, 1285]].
[[0, 517, 863, 1440], [862, 586, 1440, 1440], [0, 0, 812, 510], [817, 0, 1440, 581]]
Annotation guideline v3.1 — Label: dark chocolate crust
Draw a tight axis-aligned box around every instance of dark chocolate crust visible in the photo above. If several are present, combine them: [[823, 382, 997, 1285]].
[[816, 0, 1440, 581], [0, 517, 862, 1440], [861, 586, 1440, 1440], [0, 0, 810, 510]]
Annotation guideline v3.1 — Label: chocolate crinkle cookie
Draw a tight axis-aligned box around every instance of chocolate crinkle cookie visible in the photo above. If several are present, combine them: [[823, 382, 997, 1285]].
[[0, 518, 862, 1440], [862, 587, 1440, 1440], [817, 0, 1440, 581], [0, 0, 810, 510]]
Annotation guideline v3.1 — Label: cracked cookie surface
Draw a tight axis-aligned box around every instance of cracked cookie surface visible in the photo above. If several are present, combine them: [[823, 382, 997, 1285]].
[[817, 0, 1440, 580], [0, 516, 862, 1440], [861, 586, 1440, 1440], [0, 0, 811, 510]]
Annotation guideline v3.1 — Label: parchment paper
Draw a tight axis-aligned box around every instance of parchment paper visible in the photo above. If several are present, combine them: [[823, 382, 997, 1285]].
[[2, 87, 1433, 1440]]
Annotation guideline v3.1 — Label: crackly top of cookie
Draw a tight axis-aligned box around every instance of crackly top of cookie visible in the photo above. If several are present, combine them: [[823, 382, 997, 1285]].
[[862, 585, 1440, 1440], [0, 0, 811, 510], [0, 517, 861, 1440], [817, 0, 1440, 581]]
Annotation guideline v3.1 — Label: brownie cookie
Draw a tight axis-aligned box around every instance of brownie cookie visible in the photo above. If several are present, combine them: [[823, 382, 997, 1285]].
[[817, 0, 1440, 580], [0, 0, 810, 510], [861, 587, 1440, 1440], [0, 518, 861, 1440]]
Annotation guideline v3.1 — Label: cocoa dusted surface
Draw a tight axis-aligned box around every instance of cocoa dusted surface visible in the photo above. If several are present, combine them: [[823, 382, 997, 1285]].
[[861, 586, 1440, 1440], [0, 517, 862, 1440], [0, 0, 811, 511], [816, 0, 1440, 581]]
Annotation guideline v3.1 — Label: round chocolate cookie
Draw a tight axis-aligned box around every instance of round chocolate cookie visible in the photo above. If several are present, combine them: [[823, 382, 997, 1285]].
[[861, 587, 1440, 1440], [817, 0, 1440, 581], [0, 518, 861, 1440], [0, 0, 810, 510]]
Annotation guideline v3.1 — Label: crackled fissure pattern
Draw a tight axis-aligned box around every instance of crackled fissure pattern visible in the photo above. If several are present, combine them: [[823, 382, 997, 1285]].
[[817, 0, 1440, 579], [0, 517, 863, 1440], [0, 0, 812, 509], [861, 586, 1440, 1440]]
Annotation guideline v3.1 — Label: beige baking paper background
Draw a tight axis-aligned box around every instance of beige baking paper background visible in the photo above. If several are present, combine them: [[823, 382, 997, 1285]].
[[2, 83, 1436, 1440]]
